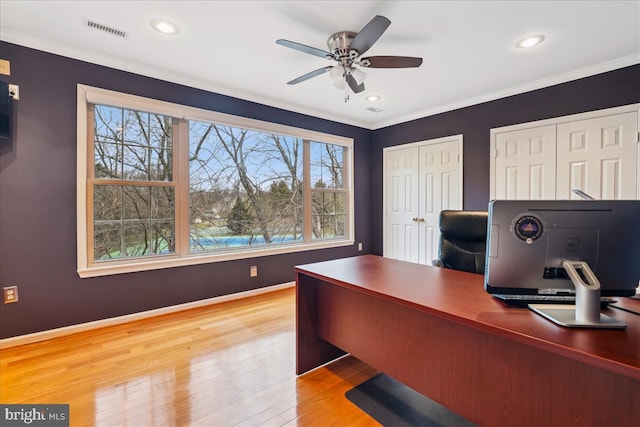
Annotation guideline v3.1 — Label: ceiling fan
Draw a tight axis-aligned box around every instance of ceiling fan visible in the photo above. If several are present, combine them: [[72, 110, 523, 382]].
[[276, 15, 423, 102]]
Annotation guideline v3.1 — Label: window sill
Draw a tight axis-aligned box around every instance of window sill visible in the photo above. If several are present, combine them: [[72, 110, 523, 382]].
[[78, 239, 355, 278]]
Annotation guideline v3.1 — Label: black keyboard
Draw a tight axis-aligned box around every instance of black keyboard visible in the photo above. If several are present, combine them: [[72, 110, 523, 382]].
[[492, 294, 616, 308]]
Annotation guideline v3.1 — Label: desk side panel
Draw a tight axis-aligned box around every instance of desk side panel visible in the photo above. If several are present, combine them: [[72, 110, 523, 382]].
[[296, 273, 346, 375], [317, 282, 639, 427]]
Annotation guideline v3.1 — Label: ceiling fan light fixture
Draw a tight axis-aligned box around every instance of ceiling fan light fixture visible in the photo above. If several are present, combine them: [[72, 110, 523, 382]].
[[351, 68, 367, 85], [329, 66, 344, 82], [330, 67, 347, 89], [516, 34, 545, 49], [333, 79, 347, 90], [151, 19, 179, 35]]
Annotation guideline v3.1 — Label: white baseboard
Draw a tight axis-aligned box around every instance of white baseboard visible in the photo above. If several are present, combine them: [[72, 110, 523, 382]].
[[0, 282, 295, 349]]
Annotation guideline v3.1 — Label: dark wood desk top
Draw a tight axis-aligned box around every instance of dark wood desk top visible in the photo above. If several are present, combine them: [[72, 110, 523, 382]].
[[295, 255, 640, 380]]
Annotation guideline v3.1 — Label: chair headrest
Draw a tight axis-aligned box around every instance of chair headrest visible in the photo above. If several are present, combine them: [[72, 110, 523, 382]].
[[439, 210, 488, 241]]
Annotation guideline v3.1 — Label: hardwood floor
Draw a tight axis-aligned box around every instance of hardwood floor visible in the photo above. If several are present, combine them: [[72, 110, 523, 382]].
[[0, 288, 380, 426]]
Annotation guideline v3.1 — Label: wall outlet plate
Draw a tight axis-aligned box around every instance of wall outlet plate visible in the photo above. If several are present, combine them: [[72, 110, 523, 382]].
[[3, 286, 19, 303], [8, 84, 19, 100]]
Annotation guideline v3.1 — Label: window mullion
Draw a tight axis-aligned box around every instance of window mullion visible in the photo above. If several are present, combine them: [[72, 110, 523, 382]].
[[174, 118, 190, 256], [86, 105, 96, 264], [342, 145, 350, 239], [303, 140, 312, 242]]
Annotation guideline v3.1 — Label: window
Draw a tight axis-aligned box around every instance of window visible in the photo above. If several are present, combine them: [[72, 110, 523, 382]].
[[91, 106, 176, 261], [310, 142, 347, 240], [77, 85, 353, 277]]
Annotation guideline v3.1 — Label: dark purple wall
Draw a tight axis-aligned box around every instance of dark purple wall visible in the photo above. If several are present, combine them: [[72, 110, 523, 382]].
[[0, 42, 372, 339], [370, 65, 640, 255], [1, 40, 638, 340]]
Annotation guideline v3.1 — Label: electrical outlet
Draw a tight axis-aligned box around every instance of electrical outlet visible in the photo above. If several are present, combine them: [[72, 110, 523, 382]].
[[3, 286, 18, 304], [250, 266, 258, 277], [8, 84, 19, 100], [358, 242, 363, 251]]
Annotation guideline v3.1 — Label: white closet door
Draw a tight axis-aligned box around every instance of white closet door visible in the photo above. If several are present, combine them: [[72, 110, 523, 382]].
[[556, 112, 638, 200], [383, 136, 463, 265], [418, 140, 461, 265], [384, 147, 420, 263], [494, 125, 557, 199]]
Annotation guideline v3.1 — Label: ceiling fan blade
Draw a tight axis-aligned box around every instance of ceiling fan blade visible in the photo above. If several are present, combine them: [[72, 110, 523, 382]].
[[361, 56, 423, 68], [346, 74, 365, 93], [287, 66, 334, 85], [349, 15, 391, 56], [276, 39, 331, 59]]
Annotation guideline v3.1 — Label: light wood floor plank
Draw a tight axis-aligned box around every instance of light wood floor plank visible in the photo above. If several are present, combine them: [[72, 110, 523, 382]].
[[0, 288, 380, 426]]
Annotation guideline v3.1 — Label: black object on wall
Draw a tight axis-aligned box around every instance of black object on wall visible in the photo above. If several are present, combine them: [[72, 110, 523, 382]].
[[0, 81, 12, 139]]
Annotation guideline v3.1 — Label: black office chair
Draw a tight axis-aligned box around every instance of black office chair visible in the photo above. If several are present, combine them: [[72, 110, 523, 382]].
[[432, 210, 488, 274]]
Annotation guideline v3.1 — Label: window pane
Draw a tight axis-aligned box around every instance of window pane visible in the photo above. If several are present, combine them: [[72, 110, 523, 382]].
[[122, 143, 148, 180], [188, 121, 303, 252], [310, 141, 344, 189], [123, 222, 150, 257], [94, 223, 121, 260], [94, 105, 173, 181], [93, 185, 175, 260], [311, 191, 346, 240]]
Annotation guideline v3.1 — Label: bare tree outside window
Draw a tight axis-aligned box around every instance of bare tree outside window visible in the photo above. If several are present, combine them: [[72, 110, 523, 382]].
[[188, 121, 304, 251], [92, 105, 175, 260], [310, 142, 347, 240]]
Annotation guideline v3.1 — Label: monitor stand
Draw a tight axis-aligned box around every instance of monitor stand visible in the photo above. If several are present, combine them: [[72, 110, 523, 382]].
[[528, 260, 626, 329]]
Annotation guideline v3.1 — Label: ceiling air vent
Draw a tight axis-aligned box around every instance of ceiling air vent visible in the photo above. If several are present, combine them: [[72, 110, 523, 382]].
[[366, 107, 383, 113], [85, 18, 128, 38]]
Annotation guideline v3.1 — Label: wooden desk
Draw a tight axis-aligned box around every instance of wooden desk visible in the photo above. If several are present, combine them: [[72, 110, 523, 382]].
[[295, 255, 640, 427]]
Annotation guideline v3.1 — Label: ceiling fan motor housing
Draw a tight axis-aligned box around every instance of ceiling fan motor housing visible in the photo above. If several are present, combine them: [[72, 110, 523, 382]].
[[327, 32, 359, 64]]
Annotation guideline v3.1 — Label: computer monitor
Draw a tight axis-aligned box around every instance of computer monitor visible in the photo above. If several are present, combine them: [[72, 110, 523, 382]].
[[484, 199, 640, 328]]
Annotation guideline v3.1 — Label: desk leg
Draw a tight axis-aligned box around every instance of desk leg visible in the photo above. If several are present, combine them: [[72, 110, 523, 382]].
[[296, 274, 346, 375]]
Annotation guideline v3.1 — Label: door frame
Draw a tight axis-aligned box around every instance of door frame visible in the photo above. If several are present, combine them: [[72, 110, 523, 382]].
[[382, 134, 464, 261]]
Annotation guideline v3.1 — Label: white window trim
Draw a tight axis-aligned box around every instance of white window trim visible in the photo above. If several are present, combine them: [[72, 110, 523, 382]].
[[77, 84, 354, 278]]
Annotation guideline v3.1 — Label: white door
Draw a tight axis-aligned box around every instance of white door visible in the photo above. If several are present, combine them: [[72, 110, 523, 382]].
[[494, 125, 557, 199], [384, 146, 420, 263], [383, 136, 463, 265], [417, 140, 461, 265], [491, 105, 639, 202], [556, 112, 638, 200]]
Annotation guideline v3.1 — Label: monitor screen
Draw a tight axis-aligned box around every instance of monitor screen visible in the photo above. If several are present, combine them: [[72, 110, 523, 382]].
[[484, 199, 640, 297]]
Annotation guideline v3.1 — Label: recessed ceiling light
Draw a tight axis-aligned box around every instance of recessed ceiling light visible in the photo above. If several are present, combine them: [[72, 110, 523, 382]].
[[367, 95, 381, 102], [516, 35, 545, 49], [151, 19, 179, 35]]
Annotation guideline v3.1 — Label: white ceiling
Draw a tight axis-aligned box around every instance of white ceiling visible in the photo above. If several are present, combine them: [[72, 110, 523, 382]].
[[1, 1, 639, 129]]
